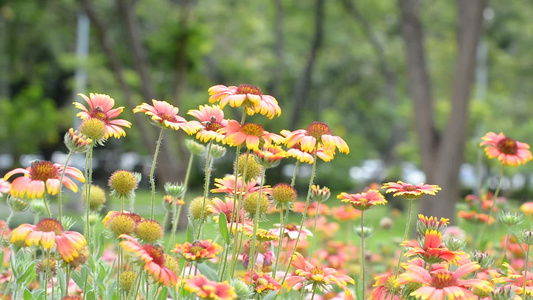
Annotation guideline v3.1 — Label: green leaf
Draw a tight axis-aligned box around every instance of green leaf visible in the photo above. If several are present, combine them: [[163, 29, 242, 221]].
[[18, 261, 36, 284], [263, 290, 279, 300], [86, 290, 96, 300], [219, 212, 230, 244], [186, 219, 194, 243], [197, 262, 219, 281], [157, 287, 168, 300], [97, 232, 105, 259], [23, 288, 33, 300]]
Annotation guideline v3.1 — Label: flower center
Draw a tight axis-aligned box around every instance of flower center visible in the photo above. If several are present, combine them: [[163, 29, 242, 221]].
[[306, 122, 332, 139], [236, 84, 262, 96], [257, 277, 269, 286], [189, 243, 205, 256], [404, 186, 417, 192], [36, 218, 64, 235], [141, 244, 166, 266], [159, 113, 177, 123], [311, 267, 325, 276], [497, 138, 518, 155], [204, 121, 223, 132], [430, 271, 457, 289], [29, 161, 60, 182], [240, 123, 264, 137]]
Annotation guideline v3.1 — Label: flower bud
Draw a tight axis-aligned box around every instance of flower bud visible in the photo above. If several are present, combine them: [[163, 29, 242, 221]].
[[7, 195, 29, 212], [354, 225, 374, 238], [445, 237, 466, 251], [108, 170, 139, 199], [164, 182, 187, 198], [30, 199, 47, 216], [136, 219, 164, 243], [119, 270, 137, 292], [499, 211, 523, 227], [243, 191, 269, 219], [82, 185, 106, 211], [311, 185, 331, 203], [64, 128, 92, 153], [235, 153, 263, 182], [189, 197, 213, 220], [185, 139, 205, 156], [210, 144, 227, 159], [471, 250, 494, 269]]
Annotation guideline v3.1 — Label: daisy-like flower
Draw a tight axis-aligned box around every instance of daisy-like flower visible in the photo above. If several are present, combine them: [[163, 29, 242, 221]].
[[331, 205, 361, 222], [185, 274, 237, 300], [133, 99, 202, 134], [220, 120, 283, 150], [283, 122, 349, 156], [187, 105, 228, 143], [119, 234, 178, 286], [254, 144, 287, 168], [243, 270, 281, 295], [382, 181, 441, 200], [493, 262, 533, 296], [211, 175, 271, 196], [315, 241, 354, 271], [395, 262, 493, 300], [74, 93, 131, 139], [520, 202, 533, 217], [4, 160, 85, 199], [480, 132, 533, 166], [337, 189, 387, 211], [285, 253, 354, 296], [208, 197, 253, 232], [10, 218, 86, 263], [458, 211, 495, 225], [0, 179, 11, 197], [270, 224, 313, 240], [403, 230, 463, 264], [208, 84, 281, 119], [293, 201, 331, 216], [416, 215, 450, 235], [173, 240, 223, 262], [281, 130, 335, 163], [370, 272, 401, 300]]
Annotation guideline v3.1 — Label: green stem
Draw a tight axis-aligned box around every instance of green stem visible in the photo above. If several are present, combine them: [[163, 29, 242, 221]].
[[308, 201, 321, 259], [280, 148, 318, 287], [0, 210, 14, 247], [127, 265, 144, 300], [273, 206, 288, 275], [477, 164, 504, 250], [84, 145, 94, 247], [58, 151, 73, 223], [197, 141, 213, 240], [360, 211, 366, 300], [150, 128, 165, 220], [391, 199, 414, 300], [290, 161, 300, 187], [523, 244, 531, 300], [43, 192, 51, 217], [169, 153, 193, 248], [310, 282, 318, 300], [248, 168, 267, 288]]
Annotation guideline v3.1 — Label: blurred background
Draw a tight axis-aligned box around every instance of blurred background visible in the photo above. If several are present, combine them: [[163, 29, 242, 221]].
[[0, 0, 532, 222]]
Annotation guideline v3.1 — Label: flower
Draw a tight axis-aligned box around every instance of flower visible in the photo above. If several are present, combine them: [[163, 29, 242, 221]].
[[337, 189, 387, 211], [253, 144, 287, 168], [331, 205, 361, 222], [480, 132, 532, 166], [281, 130, 335, 163], [4, 160, 85, 199], [211, 175, 271, 196], [208, 84, 281, 119], [395, 262, 493, 300], [10, 218, 87, 263], [493, 263, 533, 296], [285, 252, 354, 295], [220, 120, 283, 150], [185, 274, 237, 300], [457, 211, 495, 225], [270, 224, 313, 240], [370, 272, 401, 300], [283, 122, 349, 156], [0, 179, 10, 197], [402, 230, 464, 264], [416, 215, 450, 235], [310, 185, 331, 203], [135, 219, 164, 243], [108, 170, 139, 198], [208, 197, 252, 232], [520, 202, 533, 217], [187, 105, 228, 143], [74, 93, 131, 139], [0, 220, 11, 241], [64, 128, 92, 153], [382, 181, 441, 200], [243, 270, 281, 294], [173, 240, 223, 262], [133, 99, 202, 133], [119, 234, 178, 286]]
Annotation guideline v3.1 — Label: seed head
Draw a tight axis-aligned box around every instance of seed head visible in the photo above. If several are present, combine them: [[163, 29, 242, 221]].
[[135, 219, 164, 243]]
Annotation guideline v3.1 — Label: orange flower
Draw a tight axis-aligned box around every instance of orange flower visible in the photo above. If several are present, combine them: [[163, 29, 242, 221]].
[[285, 252, 354, 296], [370, 272, 401, 300], [173, 240, 223, 262], [220, 120, 283, 150], [254, 144, 287, 168], [283, 122, 349, 156], [395, 262, 493, 299], [493, 263, 533, 295], [520, 202, 533, 217], [10, 218, 86, 263], [208, 84, 281, 119], [185, 274, 237, 300], [243, 270, 281, 294], [4, 160, 85, 199], [133, 99, 202, 134], [282, 130, 334, 163], [119, 234, 178, 286], [187, 105, 228, 143], [480, 132, 532, 166], [74, 93, 131, 139], [211, 175, 271, 196], [331, 205, 361, 222], [0, 179, 11, 197], [337, 189, 387, 211], [382, 181, 441, 200], [402, 230, 464, 264], [458, 211, 494, 225]]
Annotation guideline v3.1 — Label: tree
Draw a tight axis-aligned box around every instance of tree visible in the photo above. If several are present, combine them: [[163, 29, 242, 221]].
[[399, 0, 487, 222]]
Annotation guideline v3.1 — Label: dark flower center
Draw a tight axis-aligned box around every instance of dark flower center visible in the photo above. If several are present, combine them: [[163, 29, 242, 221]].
[[404, 186, 417, 192], [159, 113, 177, 123], [204, 121, 223, 132], [92, 107, 108, 122], [36, 218, 64, 235], [141, 244, 166, 266], [30, 161, 60, 182], [306, 122, 332, 139], [311, 267, 325, 278], [237, 84, 262, 96], [240, 123, 264, 137], [430, 271, 457, 289], [497, 138, 518, 155]]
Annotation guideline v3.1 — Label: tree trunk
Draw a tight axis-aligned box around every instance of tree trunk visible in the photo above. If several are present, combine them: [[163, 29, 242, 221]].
[[399, 0, 487, 222]]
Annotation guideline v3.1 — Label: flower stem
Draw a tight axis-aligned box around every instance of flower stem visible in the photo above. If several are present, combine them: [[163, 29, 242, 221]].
[[84, 144, 94, 249], [273, 206, 288, 275], [391, 199, 414, 299], [523, 243, 531, 300], [308, 201, 321, 259], [58, 151, 73, 223], [43, 193, 51, 217], [280, 148, 318, 286], [197, 141, 213, 240], [290, 161, 300, 187], [477, 164, 504, 250], [150, 128, 165, 220], [248, 167, 267, 288], [360, 211, 366, 300], [0, 210, 14, 247]]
